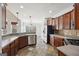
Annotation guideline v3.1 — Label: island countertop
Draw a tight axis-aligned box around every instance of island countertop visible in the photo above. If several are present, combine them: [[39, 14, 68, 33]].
[[1, 33, 36, 48], [57, 45, 79, 56]]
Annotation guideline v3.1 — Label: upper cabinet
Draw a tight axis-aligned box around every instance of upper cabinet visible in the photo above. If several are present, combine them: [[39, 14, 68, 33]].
[[58, 16, 63, 30], [74, 3, 79, 29], [46, 3, 79, 30], [70, 10, 75, 29], [47, 18, 53, 25], [52, 19, 55, 26], [55, 18, 59, 30], [63, 12, 71, 29]]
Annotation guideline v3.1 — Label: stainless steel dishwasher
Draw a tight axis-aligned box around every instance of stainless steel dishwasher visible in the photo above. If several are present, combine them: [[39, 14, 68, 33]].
[[28, 35, 36, 45]]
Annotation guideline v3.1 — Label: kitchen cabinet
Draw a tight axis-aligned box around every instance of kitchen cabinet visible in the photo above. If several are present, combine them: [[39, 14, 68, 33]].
[[47, 18, 53, 25], [14, 38, 19, 55], [74, 3, 79, 29], [63, 12, 71, 29], [52, 19, 55, 26], [55, 18, 59, 30], [50, 36, 64, 47], [10, 41, 15, 56], [54, 37, 64, 47], [19, 36, 28, 49], [2, 44, 11, 56], [2, 35, 36, 56], [70, 10, 75, 29], [58, 16, 63, 30]]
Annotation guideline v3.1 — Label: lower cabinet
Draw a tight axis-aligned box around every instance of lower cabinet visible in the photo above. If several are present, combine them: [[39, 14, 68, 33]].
[[14, 38, 19, 55], [2, 45, 11, 56], [50, 36, 64, 47], [10, 41, 15, 56], [2, 36, 28, 56], [19, 36, 28, 49]]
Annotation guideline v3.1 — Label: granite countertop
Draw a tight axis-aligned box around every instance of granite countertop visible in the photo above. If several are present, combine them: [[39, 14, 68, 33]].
[[1, 33, 36, 48], [57, 45, 79, 56], [50, 34, 79, 40], [1, 36, 18, 48]]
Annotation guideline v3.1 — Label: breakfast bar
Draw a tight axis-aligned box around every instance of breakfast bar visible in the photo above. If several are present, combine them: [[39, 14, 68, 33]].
[[0, 33, 37, 56], [57, 45, 79, 56]]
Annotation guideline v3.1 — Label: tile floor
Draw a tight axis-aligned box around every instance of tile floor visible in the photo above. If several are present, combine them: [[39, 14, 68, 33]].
[[16, 36, 58, 56]]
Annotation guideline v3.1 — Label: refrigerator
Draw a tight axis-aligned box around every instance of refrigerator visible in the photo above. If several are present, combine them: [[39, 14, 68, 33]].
[[47, 25, 54, 43]]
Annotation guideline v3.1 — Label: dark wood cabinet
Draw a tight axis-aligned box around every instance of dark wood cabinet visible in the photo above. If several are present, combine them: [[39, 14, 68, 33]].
[[63, 12, 71, 29], [70, 10, 75, 29], [10, 41, 15, 56], [2, 45, 11, 56], [55, 18, 59, 30], [58, 16, 63, 30], [74, 3, 79, 29], [19, 36, 28, 49], [2, 36, 29, 56], [54, 37, 64, 47], [50, 36, 64, 47], [14, 38, 19, 55]]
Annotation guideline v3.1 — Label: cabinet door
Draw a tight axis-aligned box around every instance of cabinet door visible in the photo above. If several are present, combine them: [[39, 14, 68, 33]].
[[74, 3, 79, 29], [54, 37, 64, 47], [10, 41, 15, 56], [55, 18, 59, 30], [47, 18, 53, 25], [59, 16, 63, 30], [19, 36, 28, 49], [52, 19, 55, 26], [14, 38, 19, 55], [2, 45, 11, 56], [63, 12, 71, 29], [70, 10, 75, 29]]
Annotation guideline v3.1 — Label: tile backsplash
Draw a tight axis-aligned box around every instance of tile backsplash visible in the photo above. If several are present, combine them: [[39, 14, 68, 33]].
[[58, 30, 79, 36], [63, 30, 77, 36]]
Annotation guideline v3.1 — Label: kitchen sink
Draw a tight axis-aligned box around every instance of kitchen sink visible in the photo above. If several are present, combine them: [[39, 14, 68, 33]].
[[64, 39, 79, 46]]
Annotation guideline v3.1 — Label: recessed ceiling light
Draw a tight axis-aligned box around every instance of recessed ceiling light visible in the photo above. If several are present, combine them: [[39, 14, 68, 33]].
[[49, 10, 52, 14], [20, 5, 24, 9]]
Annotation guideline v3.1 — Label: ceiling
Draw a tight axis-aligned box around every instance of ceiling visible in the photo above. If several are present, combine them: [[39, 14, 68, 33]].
[[6, 3, 73, 23]]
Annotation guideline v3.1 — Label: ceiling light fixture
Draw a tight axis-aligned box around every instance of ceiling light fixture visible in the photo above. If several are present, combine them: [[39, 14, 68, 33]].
[[20, 5, 24, 9], [49, 10, 52, 14]]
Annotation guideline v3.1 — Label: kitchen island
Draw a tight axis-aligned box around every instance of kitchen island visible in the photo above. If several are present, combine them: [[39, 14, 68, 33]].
[[57, 45, 79, 56], [50, 34, 79, 56], [0, 33, 37, 56]]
